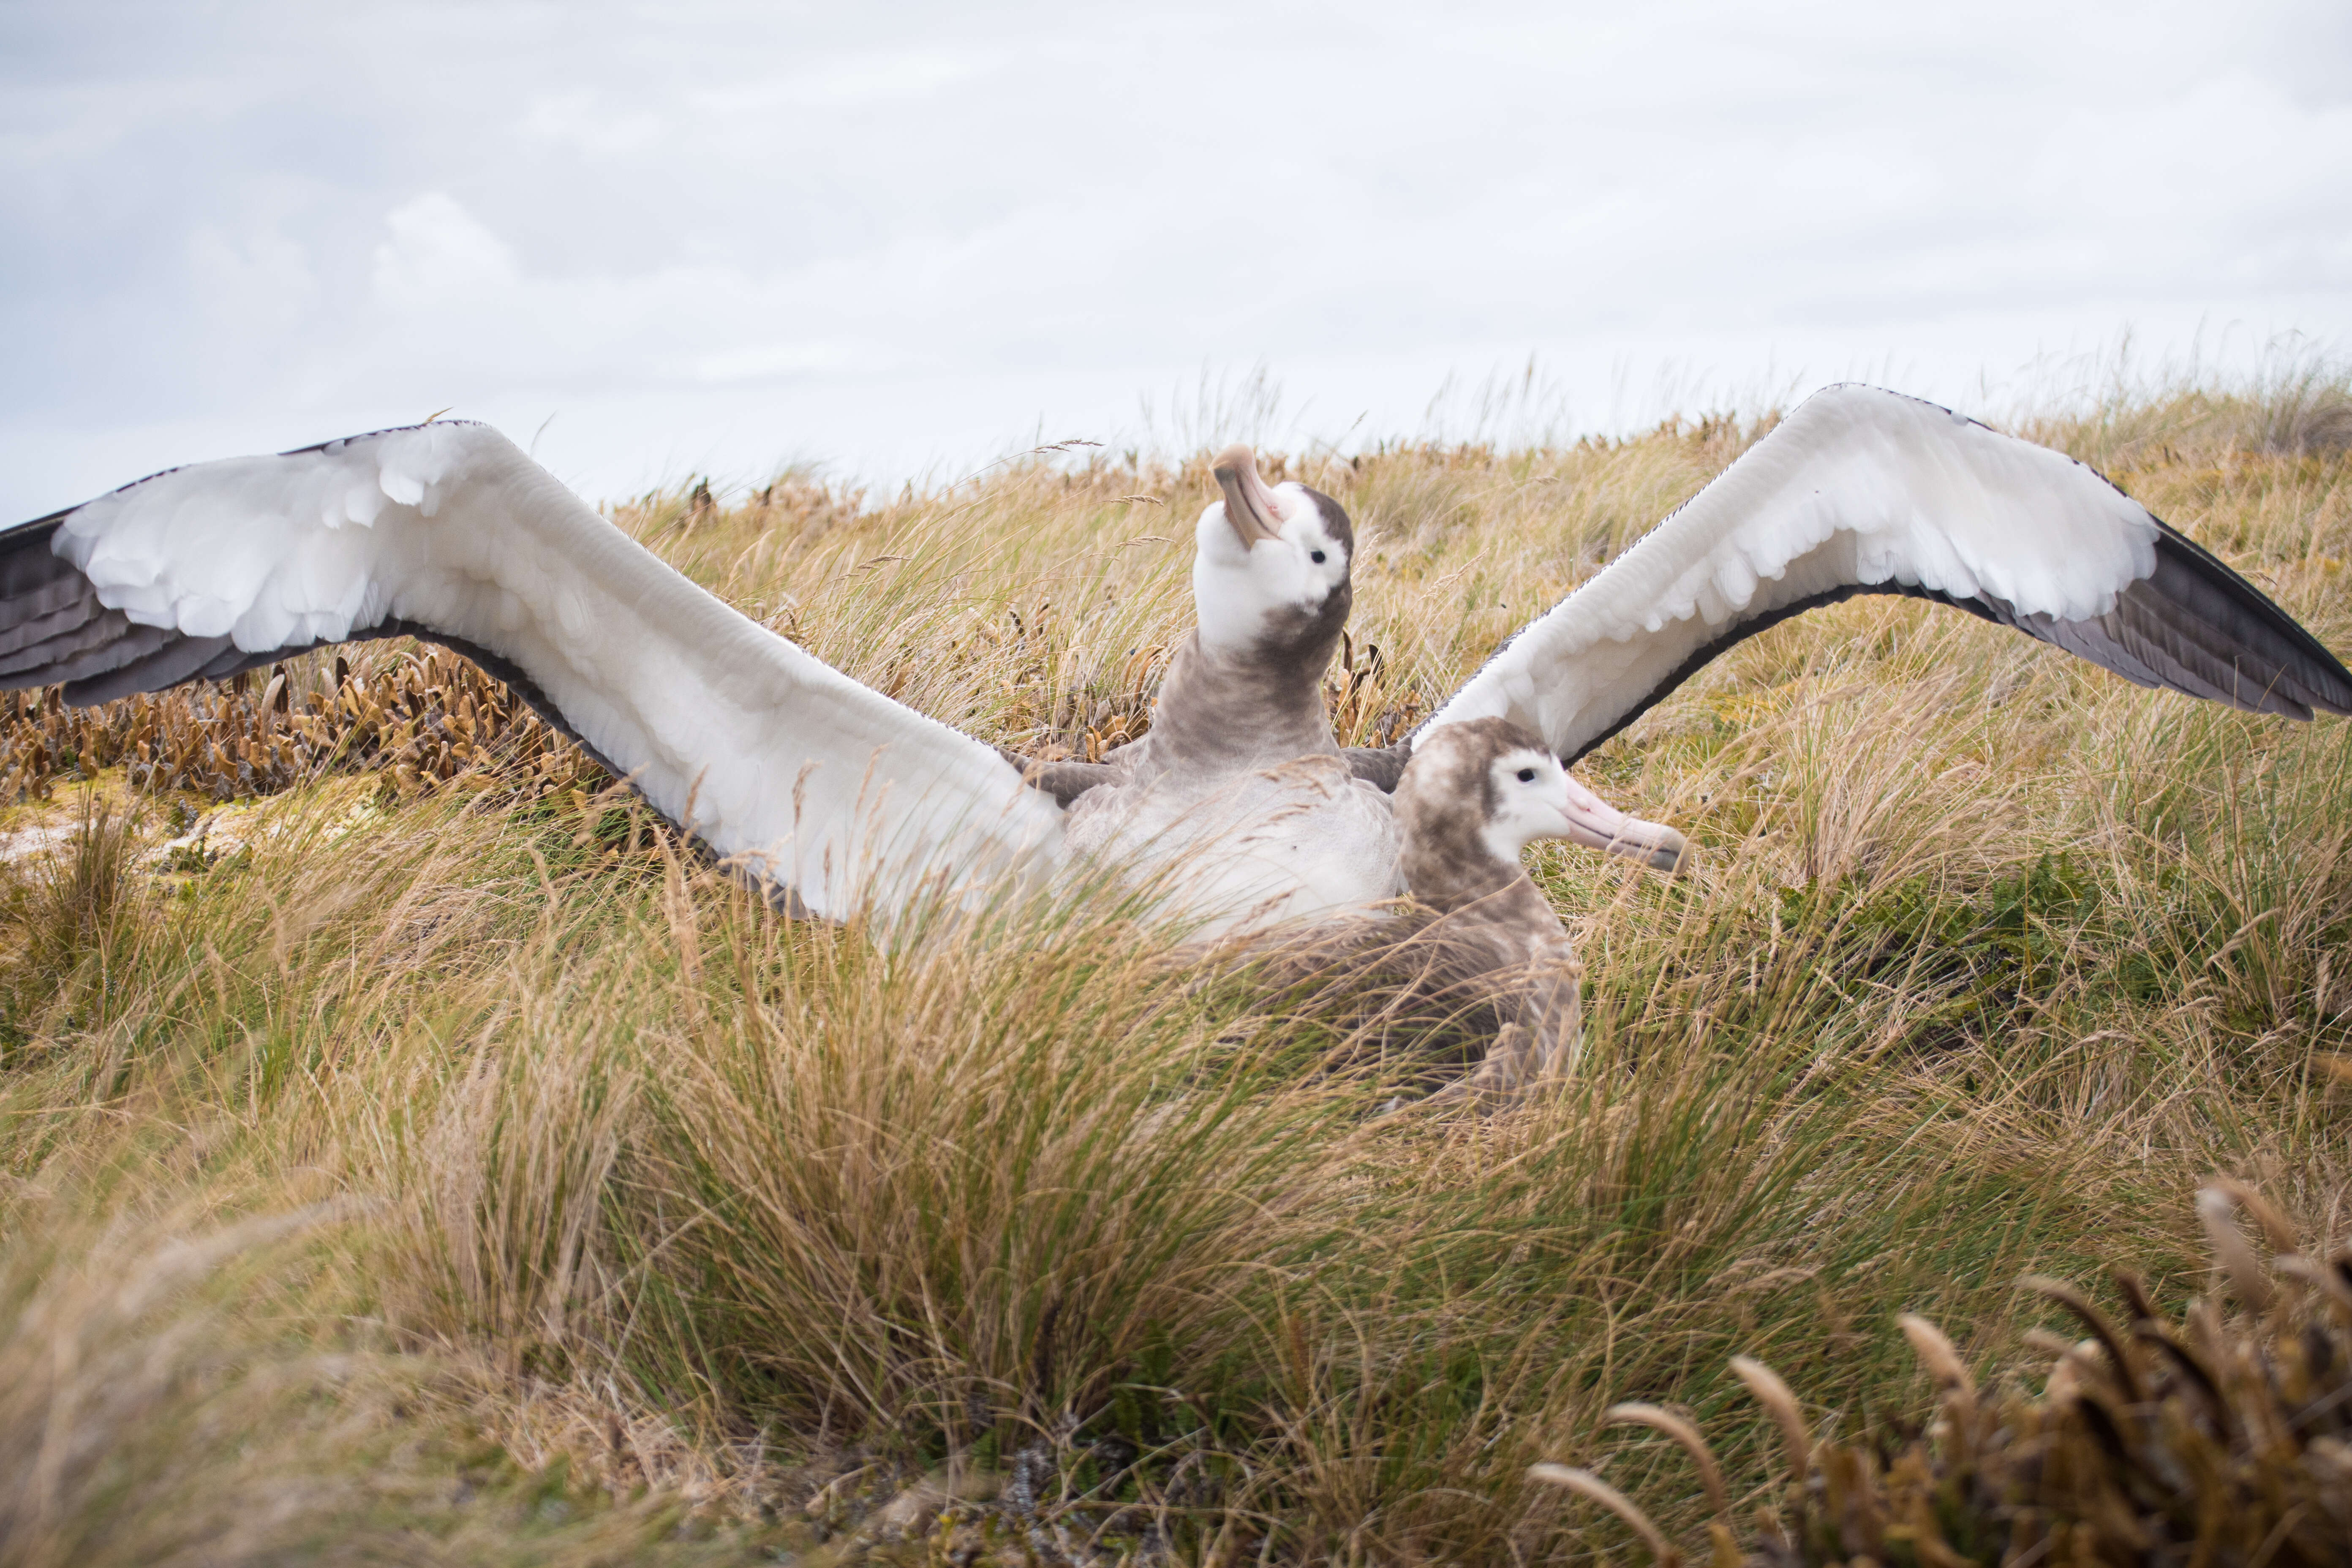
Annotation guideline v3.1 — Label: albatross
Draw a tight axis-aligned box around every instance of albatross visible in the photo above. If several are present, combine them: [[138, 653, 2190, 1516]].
[[2, 386, 2347, 947], [1386, 715, 1599, 1100]]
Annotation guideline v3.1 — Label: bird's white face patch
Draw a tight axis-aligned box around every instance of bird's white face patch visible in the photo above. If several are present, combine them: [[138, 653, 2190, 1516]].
[[1480, 748, 1579, 863], [1478, 746, 1689, 871], [1192, 483, 1350, 656]]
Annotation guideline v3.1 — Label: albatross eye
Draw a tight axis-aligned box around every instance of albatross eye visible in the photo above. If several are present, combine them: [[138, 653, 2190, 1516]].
[[1310, 550, 1327, 564], [1515, 767, 1536, 783]]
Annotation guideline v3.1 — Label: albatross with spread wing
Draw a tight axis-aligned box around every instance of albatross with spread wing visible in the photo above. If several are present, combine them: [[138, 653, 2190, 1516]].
[[2, 386, 2345, 948]]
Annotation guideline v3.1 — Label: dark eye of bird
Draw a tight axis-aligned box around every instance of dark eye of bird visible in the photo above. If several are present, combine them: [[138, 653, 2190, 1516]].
[[1310, 550, 1326, 564], [1516, 767, 1536, 782]]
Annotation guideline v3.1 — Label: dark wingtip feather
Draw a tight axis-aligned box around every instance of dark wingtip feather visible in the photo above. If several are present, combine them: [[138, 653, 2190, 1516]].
[[0, 502, 269, 704], [0, 512, 125, 692], [2135, 521, 2352, 718], [0, 512, 82, 600], [57, 634, 236, 706]]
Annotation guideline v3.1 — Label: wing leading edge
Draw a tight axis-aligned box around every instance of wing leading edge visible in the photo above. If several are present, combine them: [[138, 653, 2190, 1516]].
[[1424, 384, 2352, 763], [0, 423, 1066, 920]]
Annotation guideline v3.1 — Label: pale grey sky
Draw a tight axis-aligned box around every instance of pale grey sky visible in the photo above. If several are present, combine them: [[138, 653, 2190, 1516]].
[[5, 0, 2349, 516]]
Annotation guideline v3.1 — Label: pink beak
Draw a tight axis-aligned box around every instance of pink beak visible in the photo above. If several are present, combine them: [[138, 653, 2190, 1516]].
[[1211, 444, 1286, 546], [1557, 773, 1689, 873]]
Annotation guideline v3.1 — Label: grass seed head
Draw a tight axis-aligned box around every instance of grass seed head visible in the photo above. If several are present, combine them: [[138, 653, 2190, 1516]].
[[1727, 1356, 1810, 1482]]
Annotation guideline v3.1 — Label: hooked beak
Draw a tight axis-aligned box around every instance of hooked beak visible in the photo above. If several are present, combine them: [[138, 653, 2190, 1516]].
[[1557, 773, 1689, 874], [1211, 443, 1285, 547]]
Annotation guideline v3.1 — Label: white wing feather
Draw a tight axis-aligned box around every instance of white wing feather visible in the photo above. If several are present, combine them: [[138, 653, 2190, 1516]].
[[49, 422, 1064, 920], [1424, 385, 2161, 760]]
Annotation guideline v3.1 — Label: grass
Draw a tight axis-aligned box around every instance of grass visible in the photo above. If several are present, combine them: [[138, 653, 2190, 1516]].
[[2, 358, 2350, 1564]]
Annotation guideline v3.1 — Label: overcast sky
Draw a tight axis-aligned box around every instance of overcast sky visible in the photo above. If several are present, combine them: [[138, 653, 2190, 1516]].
[[5, 0, 2349, 517]]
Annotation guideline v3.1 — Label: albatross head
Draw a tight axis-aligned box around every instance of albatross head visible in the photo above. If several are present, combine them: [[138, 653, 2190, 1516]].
[[1399, 718, 1690, 902], [1192, 444, 1353, 662]]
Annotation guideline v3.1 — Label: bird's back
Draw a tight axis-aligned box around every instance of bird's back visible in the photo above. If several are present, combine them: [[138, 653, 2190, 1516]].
[[1064, 752, 1402, 934]]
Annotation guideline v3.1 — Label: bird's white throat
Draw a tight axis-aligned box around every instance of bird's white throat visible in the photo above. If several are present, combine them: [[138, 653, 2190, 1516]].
[[1190, 482, 1349, 659]]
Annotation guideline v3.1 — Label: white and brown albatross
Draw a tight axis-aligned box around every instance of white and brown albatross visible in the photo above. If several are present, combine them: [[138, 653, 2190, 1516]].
[[1387, 716, 1599, 1100], [0, 385, 2346, 937]]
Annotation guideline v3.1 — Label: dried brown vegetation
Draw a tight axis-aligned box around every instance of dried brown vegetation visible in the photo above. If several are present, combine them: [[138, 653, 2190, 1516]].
[[1, 644, 603, 805], [2, 359, 2350, 1565], [1539, 1182, 2352, 1565]]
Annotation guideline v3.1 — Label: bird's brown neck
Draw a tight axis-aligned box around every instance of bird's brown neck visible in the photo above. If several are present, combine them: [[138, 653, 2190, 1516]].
[[1133, 625, 1341, 781], [1393, 741, 1522, 914], [1398, 814, 1527, 916], [1396, 798, 1569, 993]]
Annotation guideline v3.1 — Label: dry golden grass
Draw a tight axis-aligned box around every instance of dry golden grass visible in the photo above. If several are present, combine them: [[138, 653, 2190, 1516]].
[[1537, 1182, 2352, 1565], [2, 362, 2349, 1564]]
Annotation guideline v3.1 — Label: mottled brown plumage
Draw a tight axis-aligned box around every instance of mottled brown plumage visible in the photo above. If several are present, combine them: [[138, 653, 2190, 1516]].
[[1390, 717, 1588, 1100]]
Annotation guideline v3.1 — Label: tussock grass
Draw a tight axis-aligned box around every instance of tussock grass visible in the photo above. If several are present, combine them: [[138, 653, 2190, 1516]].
[[1538, 1181, 2352, 1563], [3, 358, 2350, 1562]]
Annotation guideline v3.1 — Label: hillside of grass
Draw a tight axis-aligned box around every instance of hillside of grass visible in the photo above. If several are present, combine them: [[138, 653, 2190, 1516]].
[[3, 365, 2350, 1565]]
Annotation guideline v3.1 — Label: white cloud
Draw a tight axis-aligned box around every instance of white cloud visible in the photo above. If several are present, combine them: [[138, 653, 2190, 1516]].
[[520, 93, 670, 158], [1, 0, 2348, 517], [371, 192, 519, 309], [187, 220, 317, 332], [745, 49, 1002, 109], [682, 341, 879, 384]]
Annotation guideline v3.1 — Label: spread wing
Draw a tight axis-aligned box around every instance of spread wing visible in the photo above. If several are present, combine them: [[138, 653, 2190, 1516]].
[[0, 422, 1065, 920], [1424, 384, 2352, 762]]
